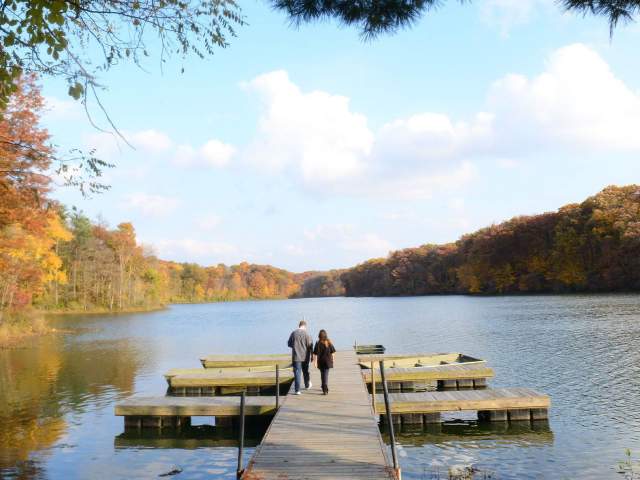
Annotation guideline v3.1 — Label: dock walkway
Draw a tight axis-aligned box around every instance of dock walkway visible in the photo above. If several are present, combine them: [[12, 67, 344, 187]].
[[242, 350, 395, 480]]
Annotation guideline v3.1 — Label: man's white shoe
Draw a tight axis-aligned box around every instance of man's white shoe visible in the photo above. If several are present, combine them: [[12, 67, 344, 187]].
[[294, 391, 302, 395], [306, 382, 312, 389]]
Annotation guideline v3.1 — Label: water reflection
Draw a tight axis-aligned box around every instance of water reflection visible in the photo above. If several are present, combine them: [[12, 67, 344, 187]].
[[1, 295, 639, 479], [0, 332, 146, 477], [114, 425, 267, 450], [384, 420, 554, 446]]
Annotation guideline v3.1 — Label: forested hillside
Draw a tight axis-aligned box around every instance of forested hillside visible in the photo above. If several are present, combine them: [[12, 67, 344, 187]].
[[341, 185, 640, 296]]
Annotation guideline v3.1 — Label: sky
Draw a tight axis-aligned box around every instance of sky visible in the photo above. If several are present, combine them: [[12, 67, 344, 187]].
[[41, 0, 640, 272]]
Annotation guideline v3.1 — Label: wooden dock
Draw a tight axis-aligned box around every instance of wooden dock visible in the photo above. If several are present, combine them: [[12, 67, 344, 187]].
[[114, 347, 551, 479], [242, 350, 396, 480], [362, 363, 494, 388], [115, 396, 278, 428], [375, 388, 550, 425], [201, 354, 291, 368], [115, 395, 278, 417], [165, 369, 294, 395]]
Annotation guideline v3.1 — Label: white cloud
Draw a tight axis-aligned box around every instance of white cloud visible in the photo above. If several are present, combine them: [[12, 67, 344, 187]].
[[244, 70, 373, 183], [242, 70, 475, 199], [299, 42, 640, 200], [488, 43, 640, 152], [121, 193, 180, 217], [201, 140, 236, 167], [196, 214, 222, 231], [130, 130, 173, 153], [85, 129, 172, 159], [173, 139, 235, 168], [83, 130, 234, 170], [375, 112, 493, 169]]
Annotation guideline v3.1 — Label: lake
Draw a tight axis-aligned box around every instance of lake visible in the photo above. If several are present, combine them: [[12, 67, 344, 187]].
[[1, 294, 639, 479]]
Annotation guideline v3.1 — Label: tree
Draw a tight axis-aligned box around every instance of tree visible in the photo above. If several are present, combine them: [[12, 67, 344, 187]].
[[0, 75, 51, 228], [0, 0, 244, 112], [0, 0, 636, 114], [272, 0, 640, 38], [339, 186, 640, 297], [106, 223, 137, 309]]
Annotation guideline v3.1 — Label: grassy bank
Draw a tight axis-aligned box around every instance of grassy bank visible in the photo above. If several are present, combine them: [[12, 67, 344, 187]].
[[42, 304, 168, 316]]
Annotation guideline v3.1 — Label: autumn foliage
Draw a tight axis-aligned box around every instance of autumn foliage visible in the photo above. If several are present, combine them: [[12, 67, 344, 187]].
[[341, 186, 640, 296], [0, 76, 69, 312]]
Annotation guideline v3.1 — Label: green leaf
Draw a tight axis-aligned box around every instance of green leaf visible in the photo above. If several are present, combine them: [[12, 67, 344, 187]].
[[68, 82, 84, 100]]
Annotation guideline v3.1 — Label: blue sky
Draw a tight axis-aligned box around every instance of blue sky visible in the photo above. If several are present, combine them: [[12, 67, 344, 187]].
[[42, 0, 640, 272]]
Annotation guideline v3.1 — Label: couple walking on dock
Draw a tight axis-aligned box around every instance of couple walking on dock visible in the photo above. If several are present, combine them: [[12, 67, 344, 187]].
[[287, 320, 336, 395]]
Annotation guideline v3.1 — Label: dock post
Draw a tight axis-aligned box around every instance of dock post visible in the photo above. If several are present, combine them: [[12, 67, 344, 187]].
[[275, 364, 280, 409], [237, 391, 246, 479], [380, 360, 401, 480], [371, 361, 376, 414]]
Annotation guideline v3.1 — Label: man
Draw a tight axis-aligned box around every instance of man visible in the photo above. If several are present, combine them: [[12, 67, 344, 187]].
[[287, 320, 313, 394]]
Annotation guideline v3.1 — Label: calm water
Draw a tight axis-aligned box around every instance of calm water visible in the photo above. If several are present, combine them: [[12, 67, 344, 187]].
[[1, 295, 640, 479]]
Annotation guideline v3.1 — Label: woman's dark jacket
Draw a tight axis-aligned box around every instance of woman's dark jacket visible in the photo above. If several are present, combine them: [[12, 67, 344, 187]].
[[313, 341, 336, 369]]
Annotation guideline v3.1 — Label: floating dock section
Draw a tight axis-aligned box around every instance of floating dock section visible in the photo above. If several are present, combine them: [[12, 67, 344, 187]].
[[115, 347, 550, 480]]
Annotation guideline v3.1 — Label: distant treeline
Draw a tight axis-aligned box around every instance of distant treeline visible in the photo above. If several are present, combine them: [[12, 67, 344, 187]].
[[24, 184, 640, 314], [30, 210, 328, 311], [34, 211, 314, 311], [340, 185, 640, 296]]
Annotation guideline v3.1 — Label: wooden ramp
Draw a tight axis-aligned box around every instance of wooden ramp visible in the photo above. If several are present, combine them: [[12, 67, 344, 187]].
[[242, 350, 395, 480]]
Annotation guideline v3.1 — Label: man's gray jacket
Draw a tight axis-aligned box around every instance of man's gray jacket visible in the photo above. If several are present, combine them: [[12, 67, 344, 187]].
[[287, 328, 313, 362]]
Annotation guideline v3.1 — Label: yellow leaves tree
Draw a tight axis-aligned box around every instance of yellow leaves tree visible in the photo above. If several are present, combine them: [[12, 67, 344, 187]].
[[0, 212, 71, 310]]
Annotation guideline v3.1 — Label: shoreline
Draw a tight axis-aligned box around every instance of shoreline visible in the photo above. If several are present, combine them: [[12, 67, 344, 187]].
[[42, 304, 169, 316]]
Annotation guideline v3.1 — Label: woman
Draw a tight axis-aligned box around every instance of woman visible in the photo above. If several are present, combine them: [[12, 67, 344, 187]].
[[313, 329, 336, 395]]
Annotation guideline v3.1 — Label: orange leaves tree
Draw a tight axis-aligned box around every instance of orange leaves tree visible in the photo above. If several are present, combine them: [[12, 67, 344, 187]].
[[0, 77, 71, 313]]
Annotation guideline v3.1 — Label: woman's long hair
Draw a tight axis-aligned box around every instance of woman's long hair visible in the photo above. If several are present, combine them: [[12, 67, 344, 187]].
[[318, 329, 331, 346]]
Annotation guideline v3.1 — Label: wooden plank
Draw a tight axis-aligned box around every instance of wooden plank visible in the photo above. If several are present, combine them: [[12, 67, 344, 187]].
[[200, 354, 291, 368], [114, 396, 277, 417], [362, 363, 494, 383], [168, 369, 294, 388], [242, 351, 394, 480], [374, 388, 550, 414], [165, 365, 288, 379]]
